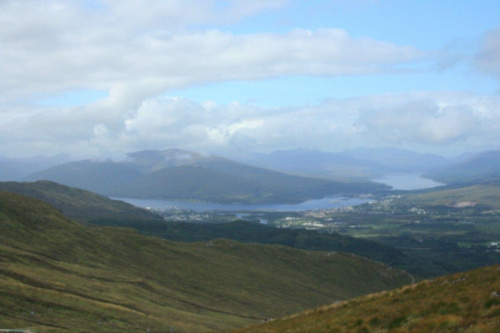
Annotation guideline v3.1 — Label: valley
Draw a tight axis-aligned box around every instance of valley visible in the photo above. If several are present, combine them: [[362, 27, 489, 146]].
[[114, 189, 500, 278], [107, 170, 500, 278], [3, 1, 500, 331], [1, 147, 500, 332], [0, 191, 411, 332]]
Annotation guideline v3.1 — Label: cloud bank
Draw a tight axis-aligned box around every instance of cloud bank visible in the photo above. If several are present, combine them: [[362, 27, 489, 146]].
[[2, 92, 499, 158], [0, 0, 499, 158]]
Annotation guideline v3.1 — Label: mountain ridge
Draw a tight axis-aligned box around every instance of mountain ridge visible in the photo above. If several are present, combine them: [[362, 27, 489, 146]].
[[237, 147, 449, 180], [0, 180, 163, 222], [424, 150, 500, 184], [24, 149, 387, 204]]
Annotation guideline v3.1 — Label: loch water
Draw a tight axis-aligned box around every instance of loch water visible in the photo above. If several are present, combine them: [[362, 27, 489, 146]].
[[116, 196, 372, 212]]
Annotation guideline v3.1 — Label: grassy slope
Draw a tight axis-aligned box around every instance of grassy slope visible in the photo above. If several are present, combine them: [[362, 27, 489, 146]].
[[0, 191, 412, 332], [0, 181, 442, 277], [402, 181, 500, 210], [0, 180, 163, 222], [232, 265, 500, 333], [95, 219, 444, 278]]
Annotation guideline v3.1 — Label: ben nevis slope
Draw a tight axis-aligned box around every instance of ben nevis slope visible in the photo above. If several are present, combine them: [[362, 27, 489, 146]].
[[0, 191, 411, 332]]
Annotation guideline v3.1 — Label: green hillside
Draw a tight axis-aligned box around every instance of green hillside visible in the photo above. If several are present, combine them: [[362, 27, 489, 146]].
[[425, 150, 500, 184], [96, 219, 444, 278], [0, 181, 441, 277], [0, 180, 163, 222], [401, 180, 500, 210], [232, 265, 500, 333], [0, 191, 412, 332]]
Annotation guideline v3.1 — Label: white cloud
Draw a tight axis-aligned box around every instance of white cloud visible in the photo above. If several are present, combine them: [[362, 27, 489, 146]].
[[1, 92, 500, 158], [102, 0, 288, 28], [0, 1, 497, 159], [356, 100, 482, 145], [0, 0, 425, 104]]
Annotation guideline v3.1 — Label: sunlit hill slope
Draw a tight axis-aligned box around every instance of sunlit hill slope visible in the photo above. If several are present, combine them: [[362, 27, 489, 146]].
[[0, 191, 412, 332], [232, 265, 500, 333]]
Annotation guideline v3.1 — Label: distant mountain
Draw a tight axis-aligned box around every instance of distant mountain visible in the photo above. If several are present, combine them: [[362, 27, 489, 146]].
[[241, 147, 449, 180], [0, 154, 70, 181], [425, 150, 500, 184], [242, 148, 393, 179], [341, 146, 449, 171], [25, 149, 388, 204], [0, 180, 163, 222], [0, 191, 412, 331], [232, 265, 500, 333], [126, 148, 205, 172], [25, 160, 143, 194]]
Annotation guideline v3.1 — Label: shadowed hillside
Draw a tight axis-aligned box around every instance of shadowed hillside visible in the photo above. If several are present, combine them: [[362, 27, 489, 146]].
[[0, 180, 163, 222]]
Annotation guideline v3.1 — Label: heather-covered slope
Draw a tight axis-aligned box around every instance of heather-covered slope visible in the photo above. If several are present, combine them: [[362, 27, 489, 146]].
[[232, 265, 500, 333]]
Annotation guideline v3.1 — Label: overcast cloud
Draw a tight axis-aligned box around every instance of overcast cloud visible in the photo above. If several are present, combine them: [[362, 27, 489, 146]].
[[0, 0, 499, 158]]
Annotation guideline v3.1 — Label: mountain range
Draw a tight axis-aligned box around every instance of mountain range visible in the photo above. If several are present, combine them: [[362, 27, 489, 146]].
[[23, 149, 387, 204], [238, 147, 450, 179], [424, 150, 500, 184]]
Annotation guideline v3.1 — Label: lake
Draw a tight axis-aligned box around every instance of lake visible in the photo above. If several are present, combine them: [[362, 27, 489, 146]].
[[116, 196, 372, 212], [372, 173, 444, 190]]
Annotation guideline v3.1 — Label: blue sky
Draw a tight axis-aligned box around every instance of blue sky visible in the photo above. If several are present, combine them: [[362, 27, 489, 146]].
[[175, 0, 499, 106], [0, 0, 499, 158]]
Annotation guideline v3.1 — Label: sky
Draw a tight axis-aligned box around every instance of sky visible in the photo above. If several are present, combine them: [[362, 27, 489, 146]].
[[1, 0, 500, 159]]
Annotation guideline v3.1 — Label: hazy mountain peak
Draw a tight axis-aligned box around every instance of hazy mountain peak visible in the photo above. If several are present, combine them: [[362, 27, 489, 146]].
[[126, 149, 207, 172]]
